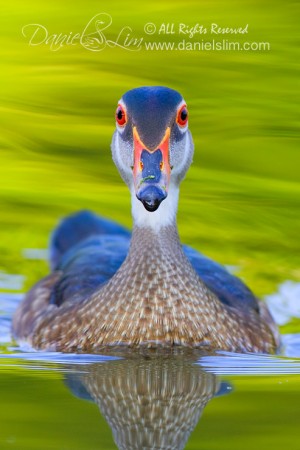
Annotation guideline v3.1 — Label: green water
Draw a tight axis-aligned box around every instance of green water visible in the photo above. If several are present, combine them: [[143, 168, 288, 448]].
[[1, 0, 300, 448], [0, 349, 300, 450]]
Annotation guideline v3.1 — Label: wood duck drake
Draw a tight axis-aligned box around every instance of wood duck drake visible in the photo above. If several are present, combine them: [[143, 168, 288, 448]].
[[12, 86, 280, 353]]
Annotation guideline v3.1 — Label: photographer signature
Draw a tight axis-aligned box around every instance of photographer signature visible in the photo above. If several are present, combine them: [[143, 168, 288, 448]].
[[22, 13, 143, 52]]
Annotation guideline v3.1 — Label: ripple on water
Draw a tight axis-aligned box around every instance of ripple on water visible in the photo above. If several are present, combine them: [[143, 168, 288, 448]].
[[197, 344, 300, 376]]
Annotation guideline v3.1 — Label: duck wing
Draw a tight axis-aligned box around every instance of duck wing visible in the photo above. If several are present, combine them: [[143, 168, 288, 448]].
[[12, 211, 130, 340], [49, 211, 130, 306], [50, 210, 130, 271], [183, 245, 259, 313]]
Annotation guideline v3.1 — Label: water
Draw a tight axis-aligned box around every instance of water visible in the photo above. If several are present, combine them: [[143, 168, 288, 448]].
[[1, 293, 300, 450]]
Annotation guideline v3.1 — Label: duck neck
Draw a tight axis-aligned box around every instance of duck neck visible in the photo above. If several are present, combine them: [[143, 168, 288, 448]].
[[128, 224, 184, 266], [128, 183, 188, 265]]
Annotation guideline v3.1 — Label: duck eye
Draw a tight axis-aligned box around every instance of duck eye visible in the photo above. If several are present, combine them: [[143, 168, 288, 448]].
[[116, 104, 127, 126], [177, 105, 188, 127]]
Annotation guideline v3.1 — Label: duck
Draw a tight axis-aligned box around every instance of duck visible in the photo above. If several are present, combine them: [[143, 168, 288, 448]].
[[12, 86, 280, 353]]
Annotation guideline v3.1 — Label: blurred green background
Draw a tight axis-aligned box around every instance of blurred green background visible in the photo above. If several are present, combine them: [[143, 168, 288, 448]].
[[1, 0, 299, 331]]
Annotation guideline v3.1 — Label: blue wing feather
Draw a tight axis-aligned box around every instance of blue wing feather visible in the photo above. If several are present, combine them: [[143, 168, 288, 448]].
[[49, 211, 130, 306], [50, 210, 130, 271], [183, 246, 259, 312]]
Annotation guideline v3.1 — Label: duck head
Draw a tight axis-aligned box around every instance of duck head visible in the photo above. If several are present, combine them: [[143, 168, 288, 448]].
[[111, 86, 194, 227]]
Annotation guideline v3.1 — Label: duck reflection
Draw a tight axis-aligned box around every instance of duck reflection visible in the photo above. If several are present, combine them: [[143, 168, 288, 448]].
[[65, 350, 227, 450]]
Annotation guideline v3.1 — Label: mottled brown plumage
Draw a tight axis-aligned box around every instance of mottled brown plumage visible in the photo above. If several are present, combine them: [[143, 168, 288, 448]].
[[13, 226, 279, 353]]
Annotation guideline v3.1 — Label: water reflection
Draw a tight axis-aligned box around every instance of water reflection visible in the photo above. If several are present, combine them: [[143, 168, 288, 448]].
[[65, 351, 222, 450]]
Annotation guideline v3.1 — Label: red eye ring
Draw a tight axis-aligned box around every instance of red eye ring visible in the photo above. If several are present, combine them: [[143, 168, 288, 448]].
[[116, 104, 127, 126], [177, 104, 188, 127]]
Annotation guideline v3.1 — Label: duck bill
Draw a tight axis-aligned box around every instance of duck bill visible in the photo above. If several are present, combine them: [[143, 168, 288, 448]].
[[133, 127, 171, 212]]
